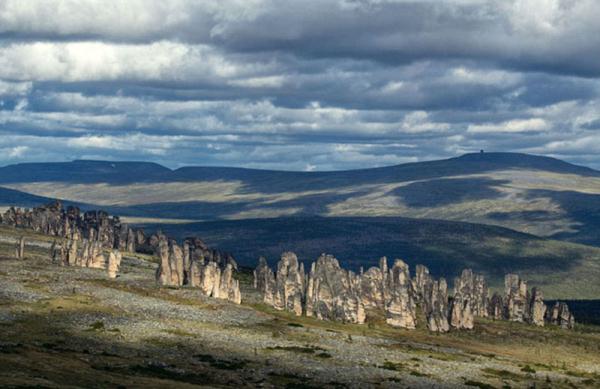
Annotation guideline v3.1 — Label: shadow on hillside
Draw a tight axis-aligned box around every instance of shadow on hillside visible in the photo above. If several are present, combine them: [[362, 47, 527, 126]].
[[487, 189, 600, 247], [530, 190, 600, 246], [0, 311, 272, 388], [142, 217, 585, 288], [112, 190, 372, 220], [391, 177, 509, 208]]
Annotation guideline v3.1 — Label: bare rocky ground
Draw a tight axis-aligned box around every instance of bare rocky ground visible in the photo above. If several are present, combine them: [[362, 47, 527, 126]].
[[1, 227, 600, 388]]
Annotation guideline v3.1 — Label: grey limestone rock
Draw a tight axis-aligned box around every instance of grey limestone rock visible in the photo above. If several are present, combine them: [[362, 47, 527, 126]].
[[306, 254, 365, 324], [385, 259, 417, 329]]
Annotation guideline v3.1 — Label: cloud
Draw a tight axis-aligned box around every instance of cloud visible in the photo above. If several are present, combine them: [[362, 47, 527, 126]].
[[0, 41, 245, 82], [467, 118, 550, 134], [0, 1, 600, 170]]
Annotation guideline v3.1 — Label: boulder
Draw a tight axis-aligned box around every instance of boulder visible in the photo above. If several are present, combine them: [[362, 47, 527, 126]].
[[306, 254, 365, 324], [385, 259, 417, 329]]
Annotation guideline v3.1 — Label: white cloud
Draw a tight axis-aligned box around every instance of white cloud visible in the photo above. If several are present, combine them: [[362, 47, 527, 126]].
[[0, 80, 32, 96], [446, 67, 522, 87], [0, 41, 244, 82], [467, 118, 549, 133]]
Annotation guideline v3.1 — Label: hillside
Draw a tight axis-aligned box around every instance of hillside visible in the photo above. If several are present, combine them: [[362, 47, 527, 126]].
[[1, 226, 600, 389], [141, 216, 600, 300], [1, 152, 600, 246]]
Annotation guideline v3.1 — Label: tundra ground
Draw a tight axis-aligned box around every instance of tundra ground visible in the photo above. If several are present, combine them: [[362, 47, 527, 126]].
[[1, 228, 599, 388]]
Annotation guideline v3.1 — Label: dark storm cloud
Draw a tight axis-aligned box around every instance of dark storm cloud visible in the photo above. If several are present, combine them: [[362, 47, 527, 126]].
[[1, 0, 600, 170]]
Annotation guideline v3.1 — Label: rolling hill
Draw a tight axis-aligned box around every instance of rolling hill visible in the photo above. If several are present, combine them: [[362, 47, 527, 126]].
[[1, 152, 599, 246], [1, 152, 600, 299]]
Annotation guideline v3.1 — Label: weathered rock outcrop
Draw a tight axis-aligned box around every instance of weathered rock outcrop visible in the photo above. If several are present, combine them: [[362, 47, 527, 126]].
[[472, 274, 489, 317], [253, 257, 276, 305], [156, 235, 242, 304], [1, 201, 139, 252], [271, 252, 305, 316], [488, 292, 504, 320], [15, 236, 25, 259], [217, 264, 242, 304], [253, 252, 574, 332], [528, 287, 546, 327], [448, 269, 488, 328], [413, 264, 430, 303], [358, 257, 388, 309], [385, 259, 417, 329], [107, 250, 122, 278], [504, 274, 529, 322], [306, 254, 365, 324], [450, 270, 475, 330], [424, 278, 450, 332], [155, 236, 184, 287], [409, 264, 450, 332], [546, 302, 575, 329]]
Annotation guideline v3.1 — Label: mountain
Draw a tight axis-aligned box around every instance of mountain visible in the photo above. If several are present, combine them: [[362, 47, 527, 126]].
[[0, 160, 172, 184], [1, 152, 600, 246]]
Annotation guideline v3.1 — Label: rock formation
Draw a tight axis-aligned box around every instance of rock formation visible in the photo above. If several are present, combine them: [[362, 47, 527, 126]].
[[488, 292, 504, 320], [155, 236, 184, 287], [450, 270, 475, 330], [472, 274, 489, 317], [155, 234, 242, 304], [448, 269, 488, 328], [546, 302, 575, 329], [15, 236, 25, 259], [253, 253, 574, 332], [271, 252, 305, 316], [409, 264, 450, 332], [424, 278, 450, 332], [1, 201, 139, 252], [305, 254, 365, 324], [107, 250, 122, 278], [217, 263, 242, 304], [385, 259, 417, 329], [358, 258, 388, 309], [413, 264, 430, 303], [528, 287, 546, 327], [504, 274, 529, 322]]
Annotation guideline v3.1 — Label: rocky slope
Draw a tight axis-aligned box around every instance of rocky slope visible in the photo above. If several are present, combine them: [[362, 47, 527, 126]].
[[1, 201, 241, 304], [1, 227, 599, 388]]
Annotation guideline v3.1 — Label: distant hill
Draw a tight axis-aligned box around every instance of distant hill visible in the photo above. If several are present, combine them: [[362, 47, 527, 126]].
[[1, 152, 600, 246], [140, 216, 600, 299]]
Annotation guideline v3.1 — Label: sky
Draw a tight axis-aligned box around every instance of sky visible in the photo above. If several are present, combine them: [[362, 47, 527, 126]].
[[1, 0, 600, 171]]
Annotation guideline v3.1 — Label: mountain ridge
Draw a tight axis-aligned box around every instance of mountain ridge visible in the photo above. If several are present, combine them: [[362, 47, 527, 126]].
[[0, 152, 598, 184]]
